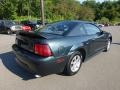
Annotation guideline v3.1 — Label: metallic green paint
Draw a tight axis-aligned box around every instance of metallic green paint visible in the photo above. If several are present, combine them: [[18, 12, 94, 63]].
[[12, 20, 112, 76]]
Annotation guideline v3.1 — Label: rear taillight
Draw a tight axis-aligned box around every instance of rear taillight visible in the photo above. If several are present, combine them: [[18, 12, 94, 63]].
[[22, 25, 31, 31], [34, 44, 52, 57]]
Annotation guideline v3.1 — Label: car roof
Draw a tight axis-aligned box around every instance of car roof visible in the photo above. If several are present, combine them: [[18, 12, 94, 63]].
[[54, 20, 93, 24]]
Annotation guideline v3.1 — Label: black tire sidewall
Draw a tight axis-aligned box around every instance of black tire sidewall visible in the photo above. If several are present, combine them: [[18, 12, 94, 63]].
[[104, 39, 111, 52], [66, 51, 83, 76]]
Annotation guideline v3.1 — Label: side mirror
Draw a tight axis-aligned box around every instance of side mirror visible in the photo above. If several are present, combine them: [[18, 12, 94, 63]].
[[97, 31, 103, 35]]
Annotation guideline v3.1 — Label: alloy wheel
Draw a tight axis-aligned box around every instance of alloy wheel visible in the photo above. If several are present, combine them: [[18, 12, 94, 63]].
[[70, 55, 81, 72]]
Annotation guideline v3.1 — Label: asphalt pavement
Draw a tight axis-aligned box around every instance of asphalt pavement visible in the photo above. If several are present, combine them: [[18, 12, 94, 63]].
[[0, 26, 120, 90]]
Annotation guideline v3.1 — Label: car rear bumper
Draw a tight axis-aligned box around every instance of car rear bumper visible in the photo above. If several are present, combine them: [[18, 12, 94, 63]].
[[12, 44, 66, 76], [11, 30, 22, 33]]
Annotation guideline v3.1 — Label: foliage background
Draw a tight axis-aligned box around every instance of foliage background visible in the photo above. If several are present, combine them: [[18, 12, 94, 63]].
[[0, 0, 120, 24]]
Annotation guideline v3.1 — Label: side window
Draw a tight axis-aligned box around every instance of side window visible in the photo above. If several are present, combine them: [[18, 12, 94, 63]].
[[84, 23, 100, 35], [68, 24, 86, 36]]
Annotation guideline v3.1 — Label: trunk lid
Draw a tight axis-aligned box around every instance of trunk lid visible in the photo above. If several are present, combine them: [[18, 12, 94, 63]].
[[16, 31, 46, 52], [15, 31, 63, 53]]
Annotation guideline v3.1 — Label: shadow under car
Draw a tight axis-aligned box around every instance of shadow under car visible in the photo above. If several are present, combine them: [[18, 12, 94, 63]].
[[0, 51, 36, 80], [112, 42, 120, 45]]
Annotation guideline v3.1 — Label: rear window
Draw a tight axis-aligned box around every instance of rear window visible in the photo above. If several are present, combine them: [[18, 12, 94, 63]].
[[37, 21, 78, 35]]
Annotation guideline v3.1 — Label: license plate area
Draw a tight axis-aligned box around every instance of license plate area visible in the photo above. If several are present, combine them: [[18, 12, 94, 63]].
[[16, 37, 34, 52]]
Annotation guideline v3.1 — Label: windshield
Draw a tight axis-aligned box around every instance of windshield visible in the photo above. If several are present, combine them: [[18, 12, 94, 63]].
[[37, 21, 78, 35]]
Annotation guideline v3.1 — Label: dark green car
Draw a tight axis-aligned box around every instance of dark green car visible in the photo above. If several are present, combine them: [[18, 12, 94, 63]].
[[12, 20, 112, 76]]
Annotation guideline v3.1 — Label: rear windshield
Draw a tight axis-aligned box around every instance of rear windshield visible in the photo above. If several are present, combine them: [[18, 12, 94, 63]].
[[37, 21, 78, 35]]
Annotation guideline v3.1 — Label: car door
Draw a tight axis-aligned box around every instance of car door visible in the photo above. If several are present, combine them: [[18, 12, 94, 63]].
[[84, 23, 106, 55], [67, 23, 94, 55]]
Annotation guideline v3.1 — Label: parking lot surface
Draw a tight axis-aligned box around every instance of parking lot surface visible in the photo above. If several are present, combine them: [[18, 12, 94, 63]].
[[0, 26, 120, 90]]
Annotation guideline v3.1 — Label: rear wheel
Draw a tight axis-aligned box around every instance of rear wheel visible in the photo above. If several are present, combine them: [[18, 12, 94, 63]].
[[65, 51, 83, 76]]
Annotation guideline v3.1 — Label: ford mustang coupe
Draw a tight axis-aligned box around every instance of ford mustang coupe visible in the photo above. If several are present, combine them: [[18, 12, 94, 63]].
[[12, 20, 112, 76]]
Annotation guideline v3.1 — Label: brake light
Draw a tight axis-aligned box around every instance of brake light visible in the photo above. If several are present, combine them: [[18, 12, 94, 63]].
[[22, 25, 31, 32], [34, 44, 52, 57]]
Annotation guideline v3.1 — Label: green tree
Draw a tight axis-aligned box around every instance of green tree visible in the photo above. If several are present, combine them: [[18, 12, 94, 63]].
[[78, 6, 95, 21], [45, 0, 80, 21], [0, 0, 17, 19], [99, 17, 109, 24], [0, 0, 119, 24]]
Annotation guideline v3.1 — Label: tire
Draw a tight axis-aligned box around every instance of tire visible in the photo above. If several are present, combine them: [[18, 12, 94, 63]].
[[65, 51, 83, 76], [104, 39, 111, 52], [7, 29, 12, 35]]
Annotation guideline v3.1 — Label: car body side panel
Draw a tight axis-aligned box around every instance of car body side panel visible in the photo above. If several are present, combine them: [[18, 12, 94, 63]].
[[46, 31, 110, 61], [46, 36, 90, 58], [93, 33, 107, 52]]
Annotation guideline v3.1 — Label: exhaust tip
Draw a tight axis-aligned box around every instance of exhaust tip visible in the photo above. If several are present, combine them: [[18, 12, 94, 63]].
[[35, 75, 41, 78]]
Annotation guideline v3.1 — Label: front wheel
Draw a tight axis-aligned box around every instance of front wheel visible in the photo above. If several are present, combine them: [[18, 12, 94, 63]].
[[104, 39, 111, 52], [65, 51, 83, 76]]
